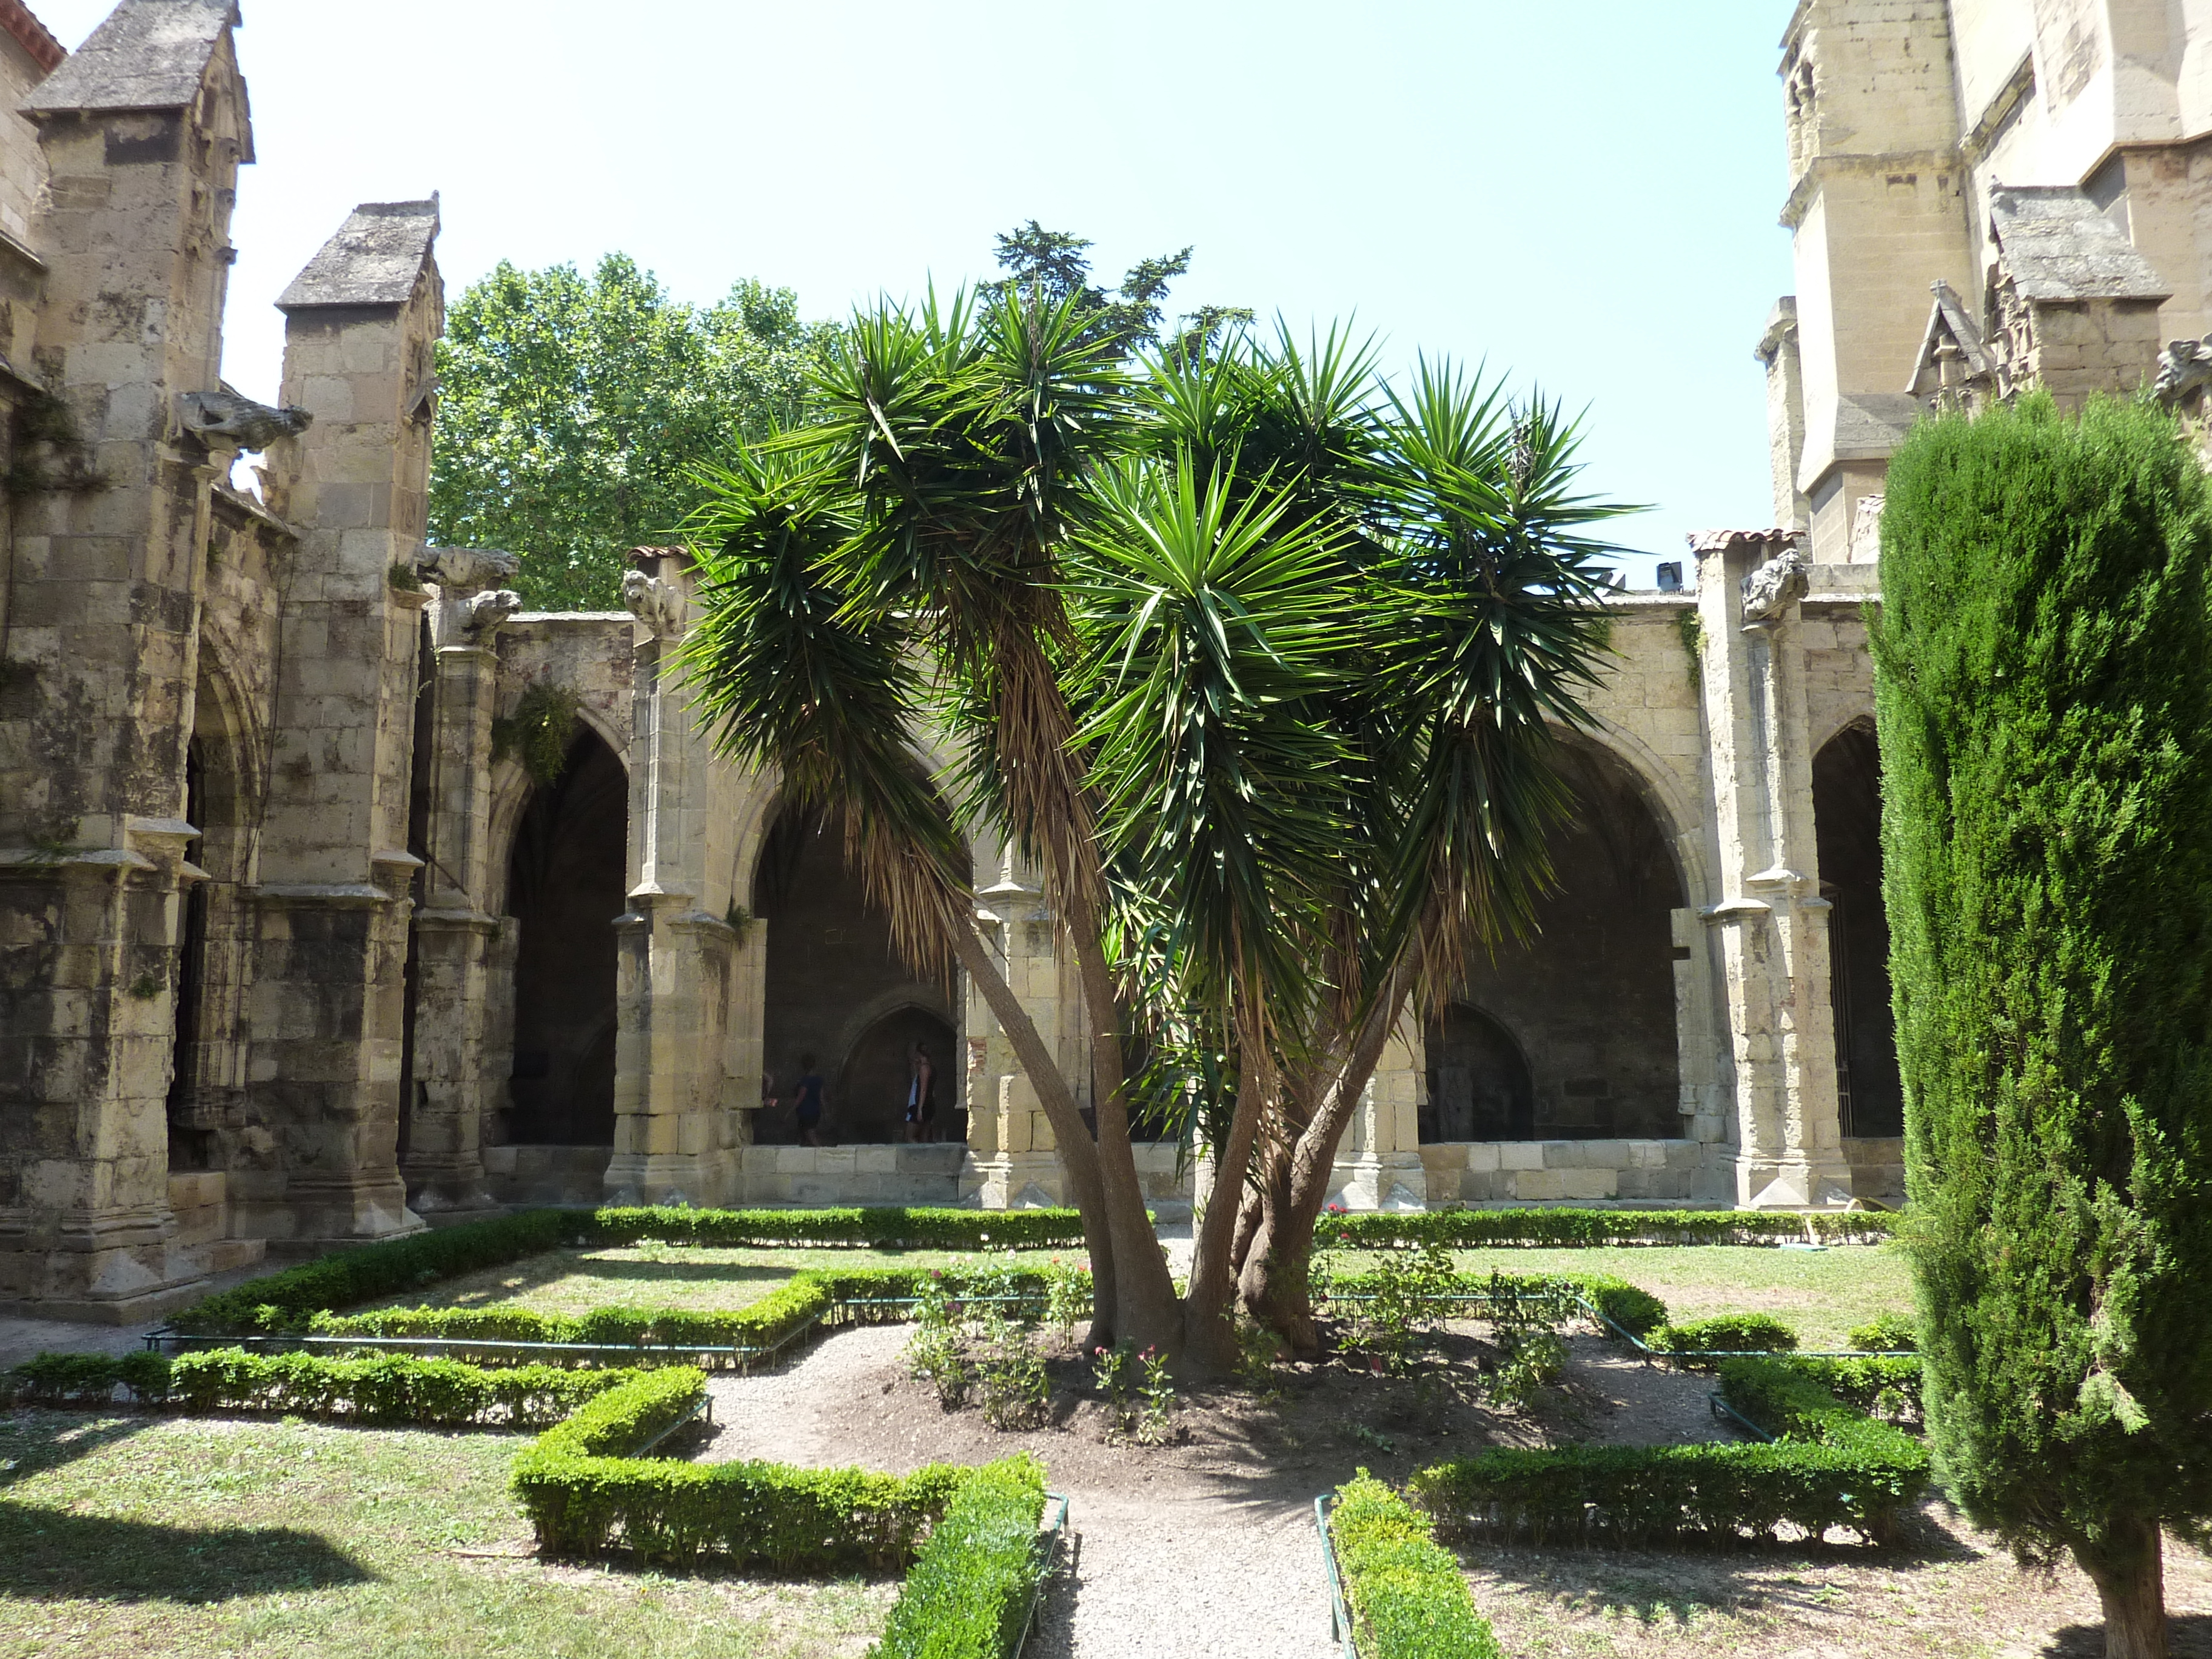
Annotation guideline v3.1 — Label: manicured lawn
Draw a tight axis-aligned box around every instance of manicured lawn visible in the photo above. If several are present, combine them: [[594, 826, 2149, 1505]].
[[1324, 1242, 1915, 1350], [0, 1410, 891, 1659], [365, 1242, 1070, 1319]]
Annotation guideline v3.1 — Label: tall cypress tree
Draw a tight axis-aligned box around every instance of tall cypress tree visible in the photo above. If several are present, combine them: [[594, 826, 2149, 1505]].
[[1873, 393, 2212, 1659]]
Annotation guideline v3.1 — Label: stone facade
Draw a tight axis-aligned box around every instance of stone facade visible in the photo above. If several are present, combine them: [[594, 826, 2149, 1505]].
[[12, 0, 2199, 1316]]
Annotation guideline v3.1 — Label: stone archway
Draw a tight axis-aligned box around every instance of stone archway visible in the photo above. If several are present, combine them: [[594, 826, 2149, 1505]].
[[503, 726, 628, 1145], [751, 800, 963, 1146], [1429, 736, 1686, 1139], [1419, 1002, 1535, 1142], [837, 1004, 960, 1144], [1812, 720, 1902, 1138]]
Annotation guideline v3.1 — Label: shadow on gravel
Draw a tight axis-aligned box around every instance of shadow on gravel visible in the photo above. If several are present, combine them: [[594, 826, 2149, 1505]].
[[2042, 1615, 2212, 1658]]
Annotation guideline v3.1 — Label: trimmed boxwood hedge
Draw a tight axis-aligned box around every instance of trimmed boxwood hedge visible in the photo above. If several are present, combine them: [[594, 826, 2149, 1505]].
[[1317, 1207, 1893, 1250], [1651, 1313, 1800, 1359], [872, 1455, 1048, 1659], [1319, 1267, 1672, 1343], [3, 1346, 642, 1428], [1414, 1359, 1930, 1547], [312, 1265, 1053, 1364], [170, 1208, 1083, 1336], [1728, 1353, 1923, 1420], [1330, 1472, 1502, 1659], [513, 1366, 967, 1567]]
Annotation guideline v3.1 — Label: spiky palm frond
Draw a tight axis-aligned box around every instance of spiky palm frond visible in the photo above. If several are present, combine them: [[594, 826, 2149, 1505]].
[[1069, 456, 1356, 1027], [679, 443, 967, 968], [1365, 359, 1637, 992]]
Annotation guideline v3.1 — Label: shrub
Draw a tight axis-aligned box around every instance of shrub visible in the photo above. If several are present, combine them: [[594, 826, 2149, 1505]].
[[1580, 1275, 1668, 1339], [514, 1367, 967, 1566], [872, 1455, 1048, 1659], [1412, 1436, 1929, 1549], [312, 1266, 1053, 1366], [1730, 1353, 1923, 1422], [171, 1208, 572, 1333], [592, 1206, 1087, 1253], [4, 1347, 638, 1428], [1652, 1313, 1798, 1358], [1315, 1208, 1892, 1252], [1877, 392, 2212, 1648], [1845, 1312, 1916, 1353], [1330, 1472, 1501, 1659]]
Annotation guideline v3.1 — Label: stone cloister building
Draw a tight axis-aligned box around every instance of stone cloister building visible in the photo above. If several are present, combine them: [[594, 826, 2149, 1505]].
[[0, 0, 2190, 1319]]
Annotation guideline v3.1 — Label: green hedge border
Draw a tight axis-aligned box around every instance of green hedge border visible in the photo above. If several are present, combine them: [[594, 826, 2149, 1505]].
[[1321, 1207, 1894, 1250], [512, 1366, 972, 1569], [307, 1265, 1056, 1366], [170, 1207, 1086, 1336], [872, 1455, 1050, 1659], [2, 1347, 646, 1429], [1411, 1357, 1931, 1548], [1330, 1472, 1502, 1659]]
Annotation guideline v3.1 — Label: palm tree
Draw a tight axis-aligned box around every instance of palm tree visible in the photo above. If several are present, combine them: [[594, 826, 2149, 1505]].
[[682, 291, 1627, 1370]]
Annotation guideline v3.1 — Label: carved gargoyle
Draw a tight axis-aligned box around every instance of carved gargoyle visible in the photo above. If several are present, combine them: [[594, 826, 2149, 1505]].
[[177, 389, 313, 450], [460, 588, 523, 640], [414, 545, 520, 594], [1740, 544, 1809, 626], [621, 569, 688, 639], [2154, 336, 2212, 411]]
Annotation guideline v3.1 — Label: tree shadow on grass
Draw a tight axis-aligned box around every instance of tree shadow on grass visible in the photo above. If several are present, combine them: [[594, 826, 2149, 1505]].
[[0, 1501, 374, 1603], [2043, 1615, 2212, 1657]]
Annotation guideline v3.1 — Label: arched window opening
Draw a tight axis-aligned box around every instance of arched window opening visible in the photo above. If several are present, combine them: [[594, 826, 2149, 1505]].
[[1421, 1004, 1533, 1142], [167, 732, 213, 1171], [754, 802, 964, 1145], [1814, 722, 1902, 1138], [504, 725, 626, 1145], [1428, 739, 1684, 1139]]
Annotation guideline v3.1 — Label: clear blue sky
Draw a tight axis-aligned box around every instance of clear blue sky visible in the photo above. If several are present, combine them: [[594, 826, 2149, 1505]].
[[36, 1, 1798, 583]]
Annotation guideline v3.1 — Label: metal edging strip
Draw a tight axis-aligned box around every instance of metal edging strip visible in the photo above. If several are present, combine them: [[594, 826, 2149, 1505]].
[[1015, 1492, 1071, 1657], [1315, 1494, 1358, 1659]]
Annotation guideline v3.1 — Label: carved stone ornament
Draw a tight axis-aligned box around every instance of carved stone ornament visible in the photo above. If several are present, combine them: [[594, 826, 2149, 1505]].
[[2154, 335, 2212, 412], [1740, 545, 1809, 626], [461, 588, 523, 640], [177, 389, 313, 449], [621, 569, 688, 638], [414, 545, 520, 595]]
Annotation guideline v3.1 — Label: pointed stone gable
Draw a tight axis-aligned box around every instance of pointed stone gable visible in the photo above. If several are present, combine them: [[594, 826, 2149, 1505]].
[[20, 0, 233, 115], [278, 198, 440, 313]]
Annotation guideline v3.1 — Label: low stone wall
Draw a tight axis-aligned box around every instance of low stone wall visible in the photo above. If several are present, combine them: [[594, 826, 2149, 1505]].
[[738, 1143, 967, 1207], [1418, 1139, 1732, 1205], [483, 1144, 611, 1208]]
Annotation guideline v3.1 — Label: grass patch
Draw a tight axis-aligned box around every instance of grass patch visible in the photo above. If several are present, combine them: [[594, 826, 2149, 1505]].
[[360, 1244, 1071, 1320], [1327, 1244, 1912, 1351], [0, 1410, 890, 1659]]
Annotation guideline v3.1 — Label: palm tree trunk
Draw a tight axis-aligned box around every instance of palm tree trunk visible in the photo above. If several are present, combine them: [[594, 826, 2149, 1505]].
[[1062, 905, 1184, 1356], [1237, 965, 1414, 1355], [2078, 1519, 2168, 1659], [948, 924, 1119, 1348], [1181, 1036, 1268, 1374]]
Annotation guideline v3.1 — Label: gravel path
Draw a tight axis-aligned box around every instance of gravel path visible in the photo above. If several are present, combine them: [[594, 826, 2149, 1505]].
[[704, 1324, 1337, 1657]]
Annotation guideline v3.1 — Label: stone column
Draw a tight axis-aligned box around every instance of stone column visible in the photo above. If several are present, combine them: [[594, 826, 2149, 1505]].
[[959, 857, 1070, 1209], [0, 3, 254, 1318], [238, 200, 446, 1248], [400, 548, 520, 1216], [1689, 529, 1852, 1208], [1329, 1018, 1430, 1212], [605, 551, 742, 1207]]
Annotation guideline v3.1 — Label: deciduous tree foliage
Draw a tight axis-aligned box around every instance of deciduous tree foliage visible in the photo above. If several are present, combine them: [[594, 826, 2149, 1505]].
[[428, 255, 826, 609], [1872, 394, 2212, 1659]]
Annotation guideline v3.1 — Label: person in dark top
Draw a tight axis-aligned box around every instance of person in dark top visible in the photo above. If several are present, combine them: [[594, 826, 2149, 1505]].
[[905, 1041, 937, 1143], [793, 1054, 825, 1146]]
